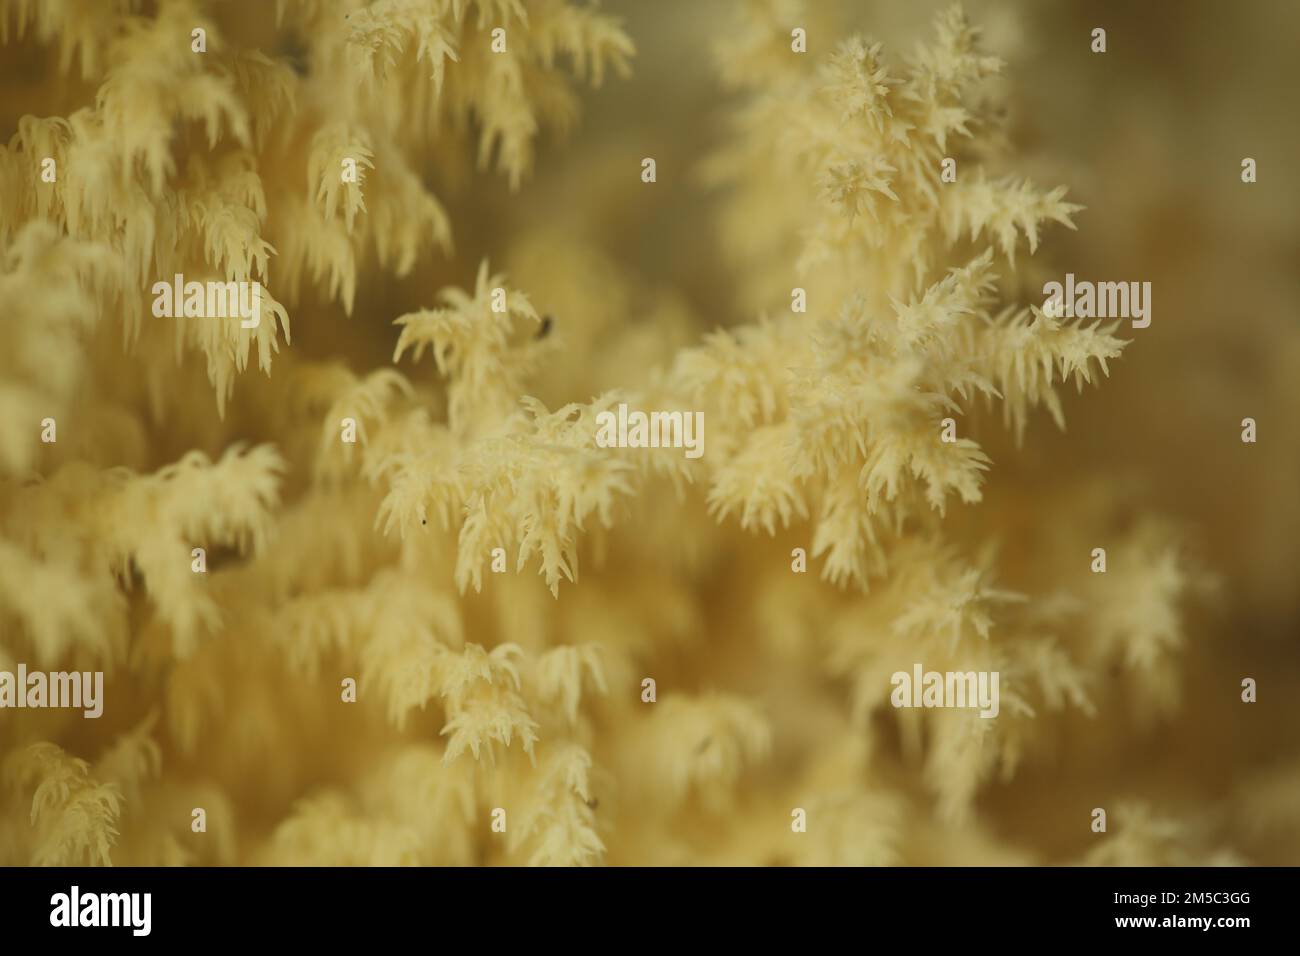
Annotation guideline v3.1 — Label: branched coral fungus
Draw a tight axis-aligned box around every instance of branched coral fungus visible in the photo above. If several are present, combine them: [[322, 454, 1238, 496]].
[[0, 0, 1291, 869]]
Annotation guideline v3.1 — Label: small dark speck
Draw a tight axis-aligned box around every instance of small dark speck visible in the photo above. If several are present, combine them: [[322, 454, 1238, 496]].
[[537, 315, 553, 339], [586, 798, 599, 809], [696, 736, 712, 754]]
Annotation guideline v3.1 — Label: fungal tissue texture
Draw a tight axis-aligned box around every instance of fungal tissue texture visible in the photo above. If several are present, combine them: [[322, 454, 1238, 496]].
[[1, 0, 1297, 867]]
